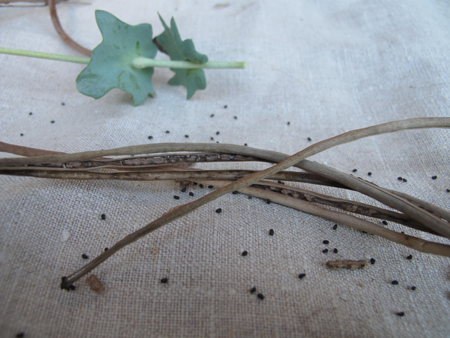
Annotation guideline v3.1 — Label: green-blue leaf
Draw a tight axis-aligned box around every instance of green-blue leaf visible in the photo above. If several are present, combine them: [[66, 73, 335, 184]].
[[76, 10, 158, 106], [154, 14, 208, 99]]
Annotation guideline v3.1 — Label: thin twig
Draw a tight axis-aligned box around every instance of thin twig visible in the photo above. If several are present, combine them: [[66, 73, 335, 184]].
[[59, 118, 450, 288], [48, 0, 91, 56], [0, 141, 64, 157]]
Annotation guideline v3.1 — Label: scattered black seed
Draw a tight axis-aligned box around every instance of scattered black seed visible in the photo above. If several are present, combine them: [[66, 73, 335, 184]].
[[277, 180, 283, 184], [406, 254, 413, 260], [244, 143, 248, 146], [322, 249, 329, 253], [298, 273, 306, 279], [257, 293, 264, 300], [307, 137, 312, 141], [269, 229, 274, 236], [402, 178, 407, 182], [185, 135, 189, 138], [216, 131, 220, 135], [61, 102, 65, 106], [234, 116, 237, 119], [20, 133, 24, 136], [174, 195, 180, 200], [160, 277, 168, 283], [266, 199, 271, 204], [446, 189, 450, 193], [181, 187, 187, 192], [215, 208, 222, 213], [104, 248, 109, 251], [148, 136, 153, 140], [101, 213, 106, 220], [362, 231, 367, 234], [432, 175, 438, 180], [242, 250, 248, 256], [165, 130, 170, 134], [248, 196, 252, 199], [69, 284, 76, 290], [323, 240, 329, 245], [232, 190, 239, 194], [82, 254, 89, 259], [352, 169, 357, 173], [199, 184, 204, 188], [208, 185, 214, 189], [333, 248, 338, 253], [189, 192, 194, 196], [391, 280, 399, 285], [411, 286, 416, 291], [382, 220, 388, 225], [29, 112, 33, 115], [211, 137, 214, 140], [250, 286, 256, 293], [368, 172, 372, 176], [333, 224, 338, 230], [210, 114, 214, 117], [216, 141, 219, 143], [370, 258, 376, 264], [224, 105, 227, 109], [397, 177, 403, 181], [193, 182, 198, 185], [287, 121, 290, 125], [396, 311, 405, 317], [51, 120, 55, 124], [16, 332, 25, 338]]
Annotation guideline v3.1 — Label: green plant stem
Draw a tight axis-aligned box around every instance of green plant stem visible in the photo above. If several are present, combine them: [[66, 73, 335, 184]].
[[0, 47, 246, 69], [131, 57, 246, 69]]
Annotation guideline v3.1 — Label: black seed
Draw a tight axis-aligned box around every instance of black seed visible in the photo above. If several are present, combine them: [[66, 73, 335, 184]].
[[82, 254, 89, 259], [391, 280, 399, 285], [323, 240, 329, 245], [69, 284, 76, 290], [51, 120, 55, 124], [211, 137, 214, 140], [148, 136, 153, 140], [208, 185, 214, 189], [250, 286, 256, 293], [160, 277, 168, 283], [396, 311, 405, 317], [189, 192, 194, 196], [232, 190, 239, 194], [269, 229, 274, 236], [224, 105, 227, 109], [322, 249, 329, 253], [216, 141, 219, 143], [185, 135, 189, 138], [406, 254, 413, 260], [402, 178, 407, 182], [210, 114, 214, 117], [29, 112, 33, 115], [432, 175, 438, 180], [370, 258, 376, 264], [244, 143, 248, 146], [257, 293, 264, 300], [362, 231, 367, 234], [104, 248, 109, 251], [333, 224, 338, 230], [181, 187, 187, 192], [333, 248, 338, 253], [234, 116, 237, 119], [307, 137, 312, 141], [165, 130, 170, 134], [368, 172, 372, 176], [242, 250, 248, 256], [20, 133, 24, 136], [411, 286, 416, 291], [382, 220, 388, 225], [397, 177, 403, 181], [352, 169, 357, 172], [61, 102, 65, 106], [278, 180, 283, 184], [287, 121, 290, 125], [298, 273, 306, 279], [199, 184, 204, 188], [216, 131, 220, 135], [16, 332, 25, 338], [266, 199, 271, 204], [446, 189, 450, 193], [101, 213, 106, 220], [193, 182, 198, 185], [248, 196, 252, 199], [215, 208, 222, 213], [173, 195, 180, 200]]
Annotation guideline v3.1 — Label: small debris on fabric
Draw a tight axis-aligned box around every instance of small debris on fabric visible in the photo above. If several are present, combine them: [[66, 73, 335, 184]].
[[368, 172, 372, 176], [352, 169, 357, 172], [323, 240, 329, 245], [391, 280, 399, 285], [148, 136, 153, 140], [396, 311, 405, 317], [266, 199, 271, 204], [165, 130, 170, 134], [104, 248, 109, 251], [234, 116, 237, 119], [215, 208, 222, 213], [287, 121, 290, 125], [323, 249, 329, 254], [242, 251, 248, 256], [101, 214, 106, 220], [406, 254, 413, 260], [185, 135, 189, 138], [232, 190, 239, 194], [224, 105, 228, 109], [411, 286, 416, 291], [326, 260, 367, 270], [208, 185, 214, 189], [250, 286, 256, 293], [86, 274, 104, 294], [382, 221, 388, 225], [333, 248, 338, 254], [397, 177, 403, 181], [20, 133, 23, 136], [216, 131, 220, 135], [16, 332, 25, 338], [307, 137, 312, 141], [257, 293, 265, 300], [173, 195, 180, 200], [370, 258, 376, 264], [61, 229, 70, 242], [61, 102, 65, 106], [199, 184, 204, 188], [210, 114, 215, 117], [333, 224, 338, 230], [51, 120, 55, 124], [160, 277, 168, 284], [244, 143, 248, 146], [298, 273, 306, 279], [432, 175, 438, 180], [269, 229, 274, 236], [181, 187, 187, 192], [189, 192, 194, 197], [29, 112, 33, 115], [403, 178, 407, 182], [82, 254, 89, 259]]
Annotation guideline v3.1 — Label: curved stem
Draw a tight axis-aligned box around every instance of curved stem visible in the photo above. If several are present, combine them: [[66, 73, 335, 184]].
[[131, 57, 246, 69]]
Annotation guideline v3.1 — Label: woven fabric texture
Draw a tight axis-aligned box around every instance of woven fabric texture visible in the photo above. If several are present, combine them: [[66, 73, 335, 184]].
[[1, 0, 450, 337]]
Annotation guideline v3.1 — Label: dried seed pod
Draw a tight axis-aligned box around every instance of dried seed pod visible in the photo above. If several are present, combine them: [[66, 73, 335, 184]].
[[326, 259, 368, 270], [86, 274, 104, 294]]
